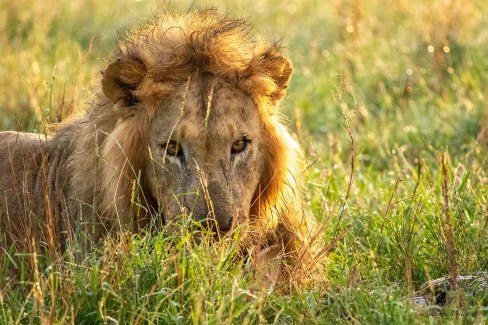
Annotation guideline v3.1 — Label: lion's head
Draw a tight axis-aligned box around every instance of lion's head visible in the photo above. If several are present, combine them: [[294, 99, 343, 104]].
[[86, 10, 308, 246], [144, 80, 265, 233]]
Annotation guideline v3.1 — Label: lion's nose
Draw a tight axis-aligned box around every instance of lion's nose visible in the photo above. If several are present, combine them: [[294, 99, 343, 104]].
[[206, 212, 233, 233], [192, 180, 234, 233], [217, 215, 232, 232], [193, 206, 233, 233], [212, 205, 233, 233]]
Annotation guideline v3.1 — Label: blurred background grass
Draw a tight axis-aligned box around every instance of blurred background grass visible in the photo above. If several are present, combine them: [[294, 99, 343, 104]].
[[1, 0, 487, 323]]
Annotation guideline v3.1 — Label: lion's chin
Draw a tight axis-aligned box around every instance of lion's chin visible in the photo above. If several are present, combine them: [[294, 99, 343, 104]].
[[183, 222, 250, 246]]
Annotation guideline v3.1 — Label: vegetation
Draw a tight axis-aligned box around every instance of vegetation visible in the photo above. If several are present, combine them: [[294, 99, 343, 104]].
[[1, 0, 487, 323]]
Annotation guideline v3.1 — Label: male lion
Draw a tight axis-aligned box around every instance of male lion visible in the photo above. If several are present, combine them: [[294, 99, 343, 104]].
[[0, 10, 317, 284]]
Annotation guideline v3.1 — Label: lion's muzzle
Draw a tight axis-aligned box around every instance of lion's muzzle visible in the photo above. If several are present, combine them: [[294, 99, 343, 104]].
[[187, 179, 237, 234]]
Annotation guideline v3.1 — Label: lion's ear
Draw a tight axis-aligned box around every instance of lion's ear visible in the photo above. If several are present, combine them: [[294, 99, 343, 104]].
[[101, 58, 147, 106], [255, 46, 293, 105]]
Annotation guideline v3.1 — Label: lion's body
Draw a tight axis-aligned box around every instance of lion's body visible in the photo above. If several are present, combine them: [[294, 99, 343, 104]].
[[0, 132, 47, 248], [0, 10, 317, 284], [0, 131, 69, 251]]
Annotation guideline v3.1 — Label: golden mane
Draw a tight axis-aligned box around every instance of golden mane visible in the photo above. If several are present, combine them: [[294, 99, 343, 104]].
[[105, 9, 291, 112], [94, 9, 315, 282]]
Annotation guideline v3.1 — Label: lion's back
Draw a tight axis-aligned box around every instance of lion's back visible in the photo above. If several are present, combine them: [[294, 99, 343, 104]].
[[0, 131, 47, 249], [0, 131, 46, 184]]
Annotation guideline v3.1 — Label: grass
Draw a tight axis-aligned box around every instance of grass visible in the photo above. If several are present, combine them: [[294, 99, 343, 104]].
[[1, 0, 487, 323]]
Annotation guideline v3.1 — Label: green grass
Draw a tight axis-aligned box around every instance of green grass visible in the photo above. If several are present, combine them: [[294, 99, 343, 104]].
[[1, 0, 487, 323]]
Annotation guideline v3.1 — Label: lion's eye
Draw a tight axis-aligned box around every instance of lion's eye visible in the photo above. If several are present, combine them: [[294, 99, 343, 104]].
[[165, 141, 181, 157], [231, 138, 249, 154]]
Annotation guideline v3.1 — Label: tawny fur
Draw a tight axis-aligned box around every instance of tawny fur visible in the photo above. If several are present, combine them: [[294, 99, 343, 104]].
[[0, 10, 317, 285], [477, 113, 488, 144]]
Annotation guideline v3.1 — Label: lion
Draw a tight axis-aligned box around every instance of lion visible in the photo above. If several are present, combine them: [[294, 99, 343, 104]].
[[0, 10, 318, 286]]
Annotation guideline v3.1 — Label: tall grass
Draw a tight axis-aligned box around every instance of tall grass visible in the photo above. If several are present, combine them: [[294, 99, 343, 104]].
[[1, 0, 487, 323]]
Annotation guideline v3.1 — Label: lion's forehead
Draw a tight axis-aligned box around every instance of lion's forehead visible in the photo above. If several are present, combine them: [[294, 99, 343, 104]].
[[176, 120, 238, 142], [152, 80, 259, 141]]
